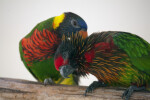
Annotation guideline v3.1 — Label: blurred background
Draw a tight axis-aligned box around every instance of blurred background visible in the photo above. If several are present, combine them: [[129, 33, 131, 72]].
[[0, 0, 150, 86]]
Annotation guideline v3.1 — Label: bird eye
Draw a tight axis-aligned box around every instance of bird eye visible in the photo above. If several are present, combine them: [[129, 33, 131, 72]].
[[71, 19, 80, 28]]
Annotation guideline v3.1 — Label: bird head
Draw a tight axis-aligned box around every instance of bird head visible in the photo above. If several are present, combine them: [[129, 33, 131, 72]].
[[53, 12, 88, 39], [54, 34, 88, 78]]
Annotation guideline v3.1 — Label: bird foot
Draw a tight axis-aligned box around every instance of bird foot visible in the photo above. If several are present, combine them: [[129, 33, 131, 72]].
[[122, 85, 145, 100], [44, 78, 55, 86], [84, 81, 107, 96]]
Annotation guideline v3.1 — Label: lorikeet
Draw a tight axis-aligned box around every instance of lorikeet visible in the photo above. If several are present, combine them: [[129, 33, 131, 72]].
[[54, 31, 150, 100], [19, 12, 88, 85]]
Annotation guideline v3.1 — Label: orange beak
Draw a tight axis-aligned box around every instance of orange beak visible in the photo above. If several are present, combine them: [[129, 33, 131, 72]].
[[78, 30, 88, 39]]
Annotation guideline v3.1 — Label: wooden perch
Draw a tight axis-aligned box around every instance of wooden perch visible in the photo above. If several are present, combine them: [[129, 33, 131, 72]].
[[0, 78, 150, 100]]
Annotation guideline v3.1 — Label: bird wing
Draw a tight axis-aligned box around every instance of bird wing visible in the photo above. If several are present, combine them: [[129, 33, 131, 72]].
[[20, 29, 61, 81], [112, 32, 150, 75], [19, 40, 39, 80]]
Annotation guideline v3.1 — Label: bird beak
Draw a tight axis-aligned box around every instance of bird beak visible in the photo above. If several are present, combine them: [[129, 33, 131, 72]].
[[79, 29, 88, 39], [59, 65, 75, 78]]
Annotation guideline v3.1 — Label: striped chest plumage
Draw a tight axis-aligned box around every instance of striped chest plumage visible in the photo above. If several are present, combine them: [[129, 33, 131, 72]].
[[21, 29, 60, 66]]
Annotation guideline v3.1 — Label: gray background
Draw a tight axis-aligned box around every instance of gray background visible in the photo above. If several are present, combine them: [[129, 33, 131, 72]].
[[0, 0, 150, 86]]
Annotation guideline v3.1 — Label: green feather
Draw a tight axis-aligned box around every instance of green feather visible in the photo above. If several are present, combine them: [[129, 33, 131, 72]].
[[56, 31, 150, 88], [19, 40, 39, 80], [19, 12, 88, 85], [113, 32, 150, 75], [25, 17, 54, 38], [19, 12, 89, 85], [19, 17, 56, 82]]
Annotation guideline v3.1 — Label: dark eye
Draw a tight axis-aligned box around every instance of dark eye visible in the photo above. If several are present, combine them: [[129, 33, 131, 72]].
[[71, 19, 80, 28]]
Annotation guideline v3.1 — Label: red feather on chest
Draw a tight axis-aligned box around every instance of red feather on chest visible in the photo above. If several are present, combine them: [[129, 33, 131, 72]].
[[84, 42, 112, 63], [21, 29, 60, 65]]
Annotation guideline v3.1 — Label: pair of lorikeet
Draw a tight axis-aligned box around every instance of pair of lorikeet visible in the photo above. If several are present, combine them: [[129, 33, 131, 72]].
[[19, 12, 150, 100]]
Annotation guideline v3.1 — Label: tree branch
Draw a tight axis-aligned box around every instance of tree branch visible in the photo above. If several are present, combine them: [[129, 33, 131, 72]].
[[0, 78, 149, 100]]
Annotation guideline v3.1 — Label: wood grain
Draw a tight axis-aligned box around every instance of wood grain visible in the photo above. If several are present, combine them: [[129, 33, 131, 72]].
[[0, 78, 149, 100]]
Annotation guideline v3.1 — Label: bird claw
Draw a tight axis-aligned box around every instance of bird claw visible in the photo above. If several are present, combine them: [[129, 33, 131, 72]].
[[122, 85, 145, 100], [122, 87, 133, 100], [84, 81, 106, 96], [84, 85, 94, 96], [44, 78, 55, 86]]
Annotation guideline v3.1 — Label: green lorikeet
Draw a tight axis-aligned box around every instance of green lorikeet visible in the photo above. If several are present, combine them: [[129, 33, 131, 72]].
[[19, 12, 88, 85], [54, 31, 150, 100]]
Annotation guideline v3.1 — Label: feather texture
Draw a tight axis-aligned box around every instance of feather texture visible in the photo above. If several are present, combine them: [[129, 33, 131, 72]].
[[19, 12, 88, 84], [21, 29, 60, 66], [56, 31, 150, 87]]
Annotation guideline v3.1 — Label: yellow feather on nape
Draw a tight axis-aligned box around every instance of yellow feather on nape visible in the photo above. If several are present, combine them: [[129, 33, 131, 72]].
[[53, 13, 65, 30]]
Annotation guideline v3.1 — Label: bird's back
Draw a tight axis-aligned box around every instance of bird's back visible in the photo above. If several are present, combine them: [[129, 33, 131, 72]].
[[86, 31, 150, 86]]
